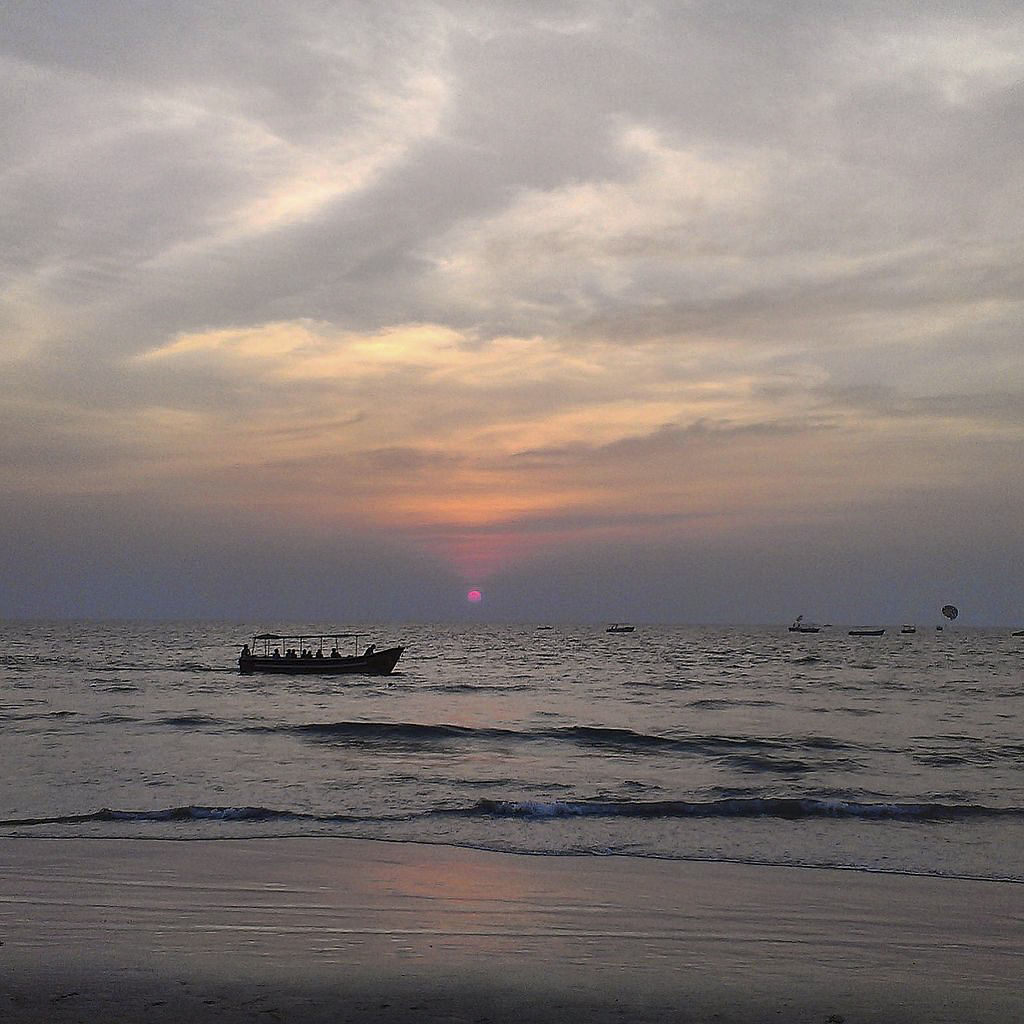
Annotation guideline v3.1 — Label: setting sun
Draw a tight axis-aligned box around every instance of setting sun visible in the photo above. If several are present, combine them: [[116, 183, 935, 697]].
[[467, 589, 483, 603]]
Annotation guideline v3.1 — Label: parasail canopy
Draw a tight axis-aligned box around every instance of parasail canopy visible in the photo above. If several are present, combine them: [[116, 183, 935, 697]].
[[941, 604, 959, 621]]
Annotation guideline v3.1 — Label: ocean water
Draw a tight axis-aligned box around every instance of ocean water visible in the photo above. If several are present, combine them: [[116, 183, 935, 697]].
[[1, 621, 1022, 881]]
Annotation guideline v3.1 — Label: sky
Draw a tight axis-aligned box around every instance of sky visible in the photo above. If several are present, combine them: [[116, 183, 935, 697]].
[[2, 1, 1023, 624]]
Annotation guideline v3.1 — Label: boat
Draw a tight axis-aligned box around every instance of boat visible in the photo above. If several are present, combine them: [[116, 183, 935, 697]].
[[606, 623, 635, 633], [848, 628, 885, 637], [788, 615, 821, 633], [901, 624, 916, 634], [1012, 629, 1024, 637], [238, 632, 404, 675]]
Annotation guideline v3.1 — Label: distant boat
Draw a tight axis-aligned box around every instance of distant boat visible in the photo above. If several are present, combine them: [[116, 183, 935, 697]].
[[1012, 629, 1024, 637], [788, 615, 821, 633], [849, 628, 885, 637], [238, 632, 404, 675], [606, 623, 635, 633], [901, 624, 916, 634]]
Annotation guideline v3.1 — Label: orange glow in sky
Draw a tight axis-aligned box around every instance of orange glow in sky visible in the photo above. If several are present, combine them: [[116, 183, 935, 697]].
[[5, 5, 1024, 624]]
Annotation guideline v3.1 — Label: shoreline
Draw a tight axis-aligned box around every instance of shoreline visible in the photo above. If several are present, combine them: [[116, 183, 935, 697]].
[[2, 836, 1021, 1022], [3, 829, 1022, 885]]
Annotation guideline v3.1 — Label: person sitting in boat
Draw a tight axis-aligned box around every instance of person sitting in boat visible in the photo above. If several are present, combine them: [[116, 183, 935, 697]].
[[314, 648, 323, 658], [241, 644, 250, 657], [330, 647, 340, 658], [272, 648, 280, 658]]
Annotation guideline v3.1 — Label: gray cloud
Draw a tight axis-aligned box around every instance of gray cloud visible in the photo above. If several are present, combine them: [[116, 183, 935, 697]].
[[2, 1, 1023, 621]]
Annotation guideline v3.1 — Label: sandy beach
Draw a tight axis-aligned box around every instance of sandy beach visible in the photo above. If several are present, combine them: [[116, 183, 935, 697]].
[[0, 838, 1020, 1022]]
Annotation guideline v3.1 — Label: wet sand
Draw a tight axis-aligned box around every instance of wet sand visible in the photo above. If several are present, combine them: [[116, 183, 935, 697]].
[[0, 838, 1020, 1022]]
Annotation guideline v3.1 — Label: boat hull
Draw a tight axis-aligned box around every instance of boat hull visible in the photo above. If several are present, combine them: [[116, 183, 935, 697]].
[[239, 646, 404, 676]]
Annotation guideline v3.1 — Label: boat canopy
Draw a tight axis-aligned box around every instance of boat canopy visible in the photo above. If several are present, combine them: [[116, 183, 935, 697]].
[[253, 632, 359, 642], [247, 632, 369, 657]]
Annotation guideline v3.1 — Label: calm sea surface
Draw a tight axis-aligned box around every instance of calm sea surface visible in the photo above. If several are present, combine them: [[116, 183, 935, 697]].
[[2, 621, 1021, 881]]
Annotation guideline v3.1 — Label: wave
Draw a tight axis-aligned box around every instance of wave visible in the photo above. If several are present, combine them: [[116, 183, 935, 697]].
[[912, 737, 1024, 768], [686, 698, 776, 710], [722, 754, 815, 774], [0, 709, 78, 722], [0, 805, 369, 828], [0, 655, 85, 668], [253, 720, 859, 757], [157, 714, 228, 729], [421, 682, 537, 694], [266, 721, 516, 743], [4, 797, 1022, 832], [16, 714, 844, 764], [466, 797, 1024, 822]]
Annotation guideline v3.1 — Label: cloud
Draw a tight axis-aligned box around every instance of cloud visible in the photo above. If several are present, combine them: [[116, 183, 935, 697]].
[[2, 1, 1024, 620], [0, 2, 452, 369]]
